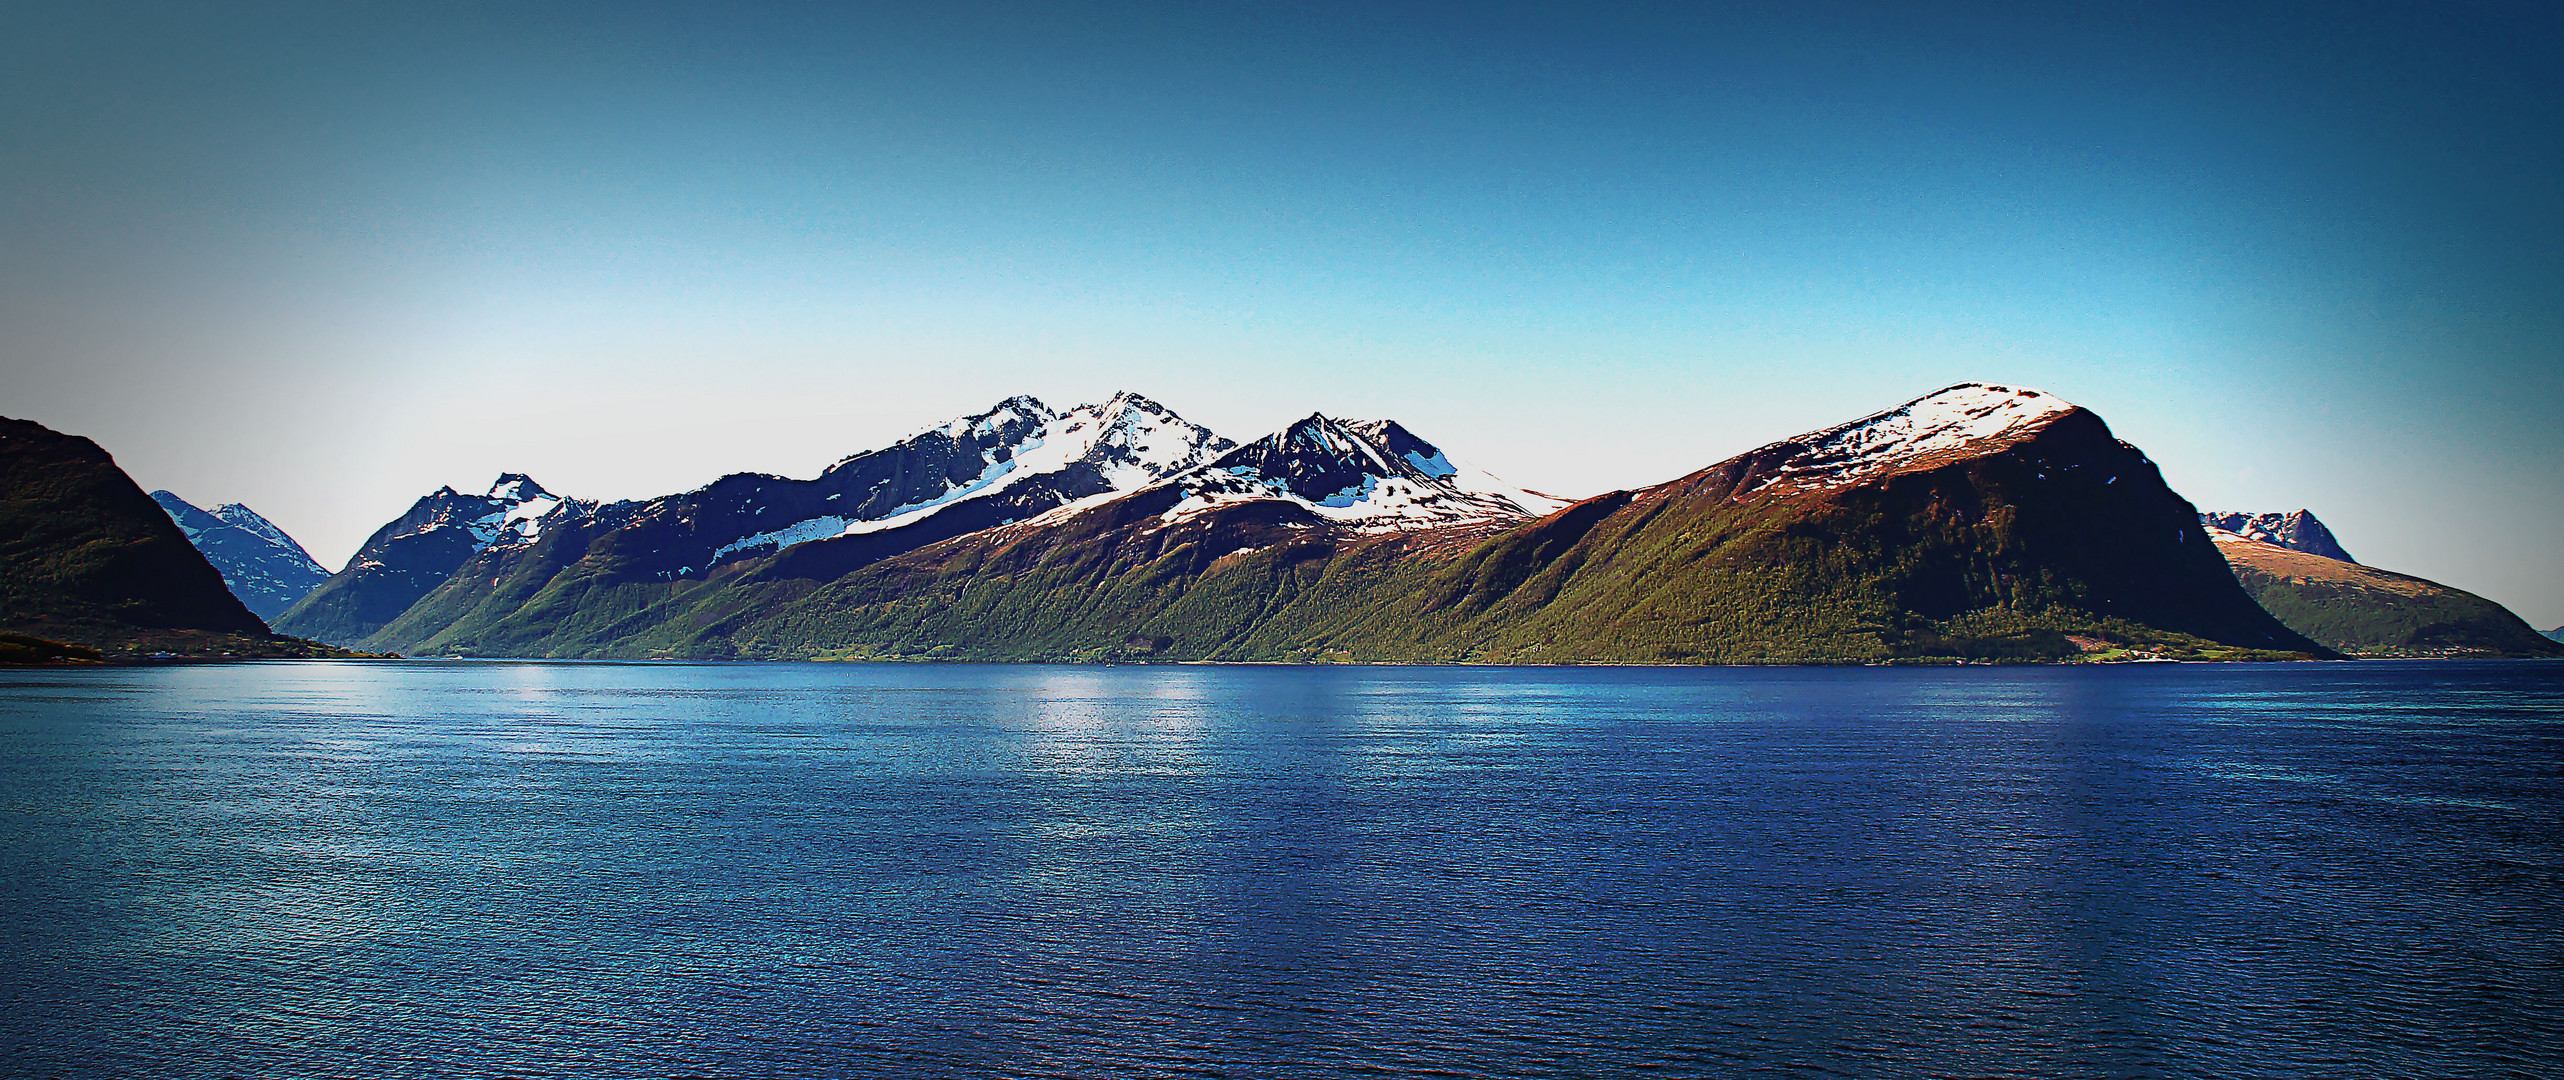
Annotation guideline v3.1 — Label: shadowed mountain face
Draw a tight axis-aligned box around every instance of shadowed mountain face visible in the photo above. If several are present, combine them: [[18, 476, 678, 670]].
[[2208, 531, 2563, 657], [0, 417, 342, 660], [356, 384, 2329, 663], [270, 474, 588, 646], [151, 492, 331, 619], [340, 393, 1235, 654], [2201, 510, 2357, 564]]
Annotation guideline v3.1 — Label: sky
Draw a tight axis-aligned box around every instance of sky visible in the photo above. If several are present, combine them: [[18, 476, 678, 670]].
[[3, 1, 2559, 625]]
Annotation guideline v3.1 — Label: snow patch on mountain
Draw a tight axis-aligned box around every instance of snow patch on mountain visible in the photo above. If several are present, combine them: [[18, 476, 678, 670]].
[[151, 491, 333, 618], [711, 515, 857, 561], [464, 474, 567, 548], [841, 391, 1232, 535], [739, 391, 1235, 552], [1343, 418, 1567, 518], [1155, 415, 1564, 532], [1743, 383, 2080, 497], [827, 395, 1061, 474], [2200, 510, 2356, 564], [350, 475, 580, 570], [210, 504, 313, 559], [838, 436, 1049, 537]]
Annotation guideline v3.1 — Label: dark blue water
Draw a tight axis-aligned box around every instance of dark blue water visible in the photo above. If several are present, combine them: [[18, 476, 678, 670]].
[[3, 661, 2560, 1078]]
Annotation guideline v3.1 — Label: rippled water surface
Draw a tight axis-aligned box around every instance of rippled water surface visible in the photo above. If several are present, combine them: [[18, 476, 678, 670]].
[[4, 661, 2560, 1077]]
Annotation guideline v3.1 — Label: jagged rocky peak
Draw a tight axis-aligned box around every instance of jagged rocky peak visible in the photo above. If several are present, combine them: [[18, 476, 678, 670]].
[[1052, 390, 1237, 486], [486, 473, 551, 502], [1342, 419, 1452, 475], [152, 491, 317, 561], [936, 394, 1059, 442], [1160, 412, 1565, 532], [465, 473, 570, 547], [1742, 383, 2082, 497], [1215, 413, 1398, 496], [2199, 510, 2356, 564], [211, 503, 304, 551], [689, 391, 1236, 568], [833, 390, 1235, 532], [818, 396, 1060, 478], [381, 473, 579, 555], [150, 490, 218, 544]]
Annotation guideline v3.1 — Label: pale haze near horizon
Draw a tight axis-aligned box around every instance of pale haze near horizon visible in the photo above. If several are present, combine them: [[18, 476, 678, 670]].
[[4, 3, 2559, 626]]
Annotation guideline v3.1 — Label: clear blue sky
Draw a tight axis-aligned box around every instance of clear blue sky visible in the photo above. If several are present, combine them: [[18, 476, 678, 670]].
[[4, 1, 2559, 624]]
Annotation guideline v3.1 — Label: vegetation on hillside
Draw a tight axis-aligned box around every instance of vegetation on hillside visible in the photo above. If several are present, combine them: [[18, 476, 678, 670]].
[[0, 633, 104, 666], [2218, 538, 2563, 657]]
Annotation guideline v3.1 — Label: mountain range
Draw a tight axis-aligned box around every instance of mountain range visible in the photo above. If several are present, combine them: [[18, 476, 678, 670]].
[[150, 491, 332, 619], [13, 385, 2556, 664], [269, 383, 2333, 662]]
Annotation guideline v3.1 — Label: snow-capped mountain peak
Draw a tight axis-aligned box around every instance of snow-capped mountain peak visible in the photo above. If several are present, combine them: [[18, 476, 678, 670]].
[[681, 392, 1236, 568], [210, 503, 306, 555], [486, 473, 549, 502], [150, 491, 332, 619], [1742, 383, 2080, 497], [818, 396, 1060, 479], [833, 390, 1235, 538], [366, 474, 578, 558], [468, 474, 567, 547], [1342, 418, 1566, 515], [1154, 414, 1565, 532], [2200, 510, 2356, 564], [939, 394, 1059, 441], [1065, 390, 1236, 489]]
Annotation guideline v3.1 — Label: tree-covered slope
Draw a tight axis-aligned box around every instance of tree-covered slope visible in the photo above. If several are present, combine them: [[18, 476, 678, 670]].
[[0, 417, 348, 660], [2212, 533, 2563, 657]]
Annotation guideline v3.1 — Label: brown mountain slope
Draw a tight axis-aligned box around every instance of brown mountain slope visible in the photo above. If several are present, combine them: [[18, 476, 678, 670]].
[[2211, 531, 2563, 657]]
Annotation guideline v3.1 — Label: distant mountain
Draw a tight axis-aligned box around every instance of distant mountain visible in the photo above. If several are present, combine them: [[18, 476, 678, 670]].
[[0, 416, 346, 661], [2207, 529, 2564, 657], [150, 492, 331, 619], [270, 474, 590, 646], [335, 392, 1234, 653], [2200, 510, 2356, 563], [388, 383, 2326, 663], [2546, 625, 2564, 644]]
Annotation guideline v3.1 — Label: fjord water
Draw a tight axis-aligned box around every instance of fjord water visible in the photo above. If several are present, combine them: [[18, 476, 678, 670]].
[[3, 663, 2558, 1078]]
